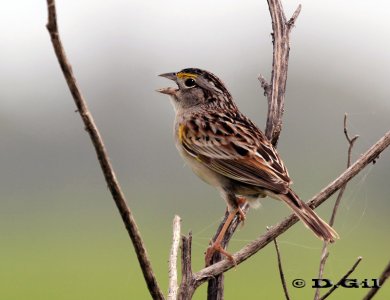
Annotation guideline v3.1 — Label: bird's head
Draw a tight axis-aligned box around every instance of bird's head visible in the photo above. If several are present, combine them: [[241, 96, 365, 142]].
[[157, 68, 235, 112]]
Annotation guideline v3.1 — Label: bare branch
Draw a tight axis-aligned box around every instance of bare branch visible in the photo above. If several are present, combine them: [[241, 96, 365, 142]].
[[314, 114, 359, 300], [45, 1, 164, 299], [192, 131, 390, 285], [329, 115, 358, 225], [263, 0, 302, 146], [287, 4, 302, 29], [258, 74, 271, 97], [273, 237, 291, 300], [178, 233, 196, 300], [168, 215, 181, 300], [319, 257, 363, 300], [314, 245, 330, 300], [319, 248, 330, 278], [343, 114, 360, 164], [363, 260, 390, 300]]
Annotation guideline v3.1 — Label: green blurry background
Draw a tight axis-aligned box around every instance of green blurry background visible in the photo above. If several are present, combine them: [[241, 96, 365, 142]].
[[1, 0, 389, 299]]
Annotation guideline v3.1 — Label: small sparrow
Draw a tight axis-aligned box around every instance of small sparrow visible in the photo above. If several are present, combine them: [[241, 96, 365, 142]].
[[158, 68, 338, 264]]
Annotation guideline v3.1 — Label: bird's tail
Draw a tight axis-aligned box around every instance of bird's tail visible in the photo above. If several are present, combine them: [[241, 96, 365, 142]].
[[278, 189, 339, 243]]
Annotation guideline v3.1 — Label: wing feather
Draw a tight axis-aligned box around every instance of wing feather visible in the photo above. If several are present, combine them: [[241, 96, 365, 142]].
[[180, 112, 292, 193]]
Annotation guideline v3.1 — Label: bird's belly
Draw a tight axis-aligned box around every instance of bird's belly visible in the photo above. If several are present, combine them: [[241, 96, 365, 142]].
[[175, 142, 223, 188]]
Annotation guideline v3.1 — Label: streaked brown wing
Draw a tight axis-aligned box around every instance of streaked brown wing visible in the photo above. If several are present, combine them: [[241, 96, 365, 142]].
[[179, 113, 291, 194]]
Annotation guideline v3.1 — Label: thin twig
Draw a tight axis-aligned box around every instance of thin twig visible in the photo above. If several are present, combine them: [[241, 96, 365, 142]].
[[314, 243, 330, 300], [262, 0, 302, 146], [168, 215, 181, 300], [317, 248, 330, 283], [287, 4, 302, 29], [45, 1, 164, 299], [314, 114, 359, 300], [329, 114, 359, 225], [273, 237, 291, 300], [363, 260, 390, 300], [319, 257, 363, 300], [259, 74, 271, 97], [192, 131, 390, 285]]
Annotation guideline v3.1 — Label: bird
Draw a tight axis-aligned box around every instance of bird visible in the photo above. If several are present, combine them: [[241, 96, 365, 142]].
[[157, 68, 338, 265]]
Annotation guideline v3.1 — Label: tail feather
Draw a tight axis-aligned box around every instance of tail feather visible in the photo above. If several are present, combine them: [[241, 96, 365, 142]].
[[278, 190, 339, 243]]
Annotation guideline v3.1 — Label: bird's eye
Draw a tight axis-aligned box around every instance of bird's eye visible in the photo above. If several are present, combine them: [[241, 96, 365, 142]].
[[184, 78, 196, 87]]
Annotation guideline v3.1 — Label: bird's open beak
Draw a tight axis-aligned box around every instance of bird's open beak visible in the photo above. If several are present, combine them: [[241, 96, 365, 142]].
[[159, 72, 177, 81], [157, 72, 178, 95]]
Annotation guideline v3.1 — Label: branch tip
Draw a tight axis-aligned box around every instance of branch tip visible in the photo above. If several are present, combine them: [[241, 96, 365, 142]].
[[264, 0, 301, 145], [258, 74, 271, 96], [168, 215, 181, 300], [319, 257, 362, 300], [287, 4, 302, 28], [273, 238, 291, 300]]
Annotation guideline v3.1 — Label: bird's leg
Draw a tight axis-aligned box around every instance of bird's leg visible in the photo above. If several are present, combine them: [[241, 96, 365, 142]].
[[205, 191, 247, 266], [205, 207, 239, 266], [236, 196, 247, 224]]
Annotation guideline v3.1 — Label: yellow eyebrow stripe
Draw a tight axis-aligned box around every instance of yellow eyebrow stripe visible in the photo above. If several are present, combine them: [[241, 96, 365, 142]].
[[177, 72, 197, 79]]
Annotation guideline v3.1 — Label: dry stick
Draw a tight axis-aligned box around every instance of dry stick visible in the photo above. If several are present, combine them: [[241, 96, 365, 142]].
[[168, 215, 181, 300], [316, 251, 330, 289], [191, 131, 390, 288], [319, 257, 363, 300], [314, 114, 359, 300], [273, 238, 291, 300], [45, 1, 164, 299], [205, 2, 301, 299], [178, 233, 196, 300], [260, 1, 302, 146], [330, 114, 360, 225], [267, 225, 291, 300], [363, 260, 390, 300]]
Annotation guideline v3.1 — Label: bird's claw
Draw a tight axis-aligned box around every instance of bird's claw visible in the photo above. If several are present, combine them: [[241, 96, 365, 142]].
[[205, 243, 236, 267]]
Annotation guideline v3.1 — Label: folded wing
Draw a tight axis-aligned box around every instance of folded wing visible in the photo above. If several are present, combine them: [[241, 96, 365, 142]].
[[180, 113, 292, 194]]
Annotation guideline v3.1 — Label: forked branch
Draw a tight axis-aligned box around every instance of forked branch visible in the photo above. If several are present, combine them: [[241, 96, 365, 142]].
[[314, 114, 359, 300], [45, 1, 164, 299], [178, 234, 196, 300], [260, 1, 302, 146]]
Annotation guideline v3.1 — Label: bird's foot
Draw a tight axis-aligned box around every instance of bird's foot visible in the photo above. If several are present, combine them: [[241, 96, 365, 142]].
[[205, 242, 236, 267], [204, 205, 245, 266]]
